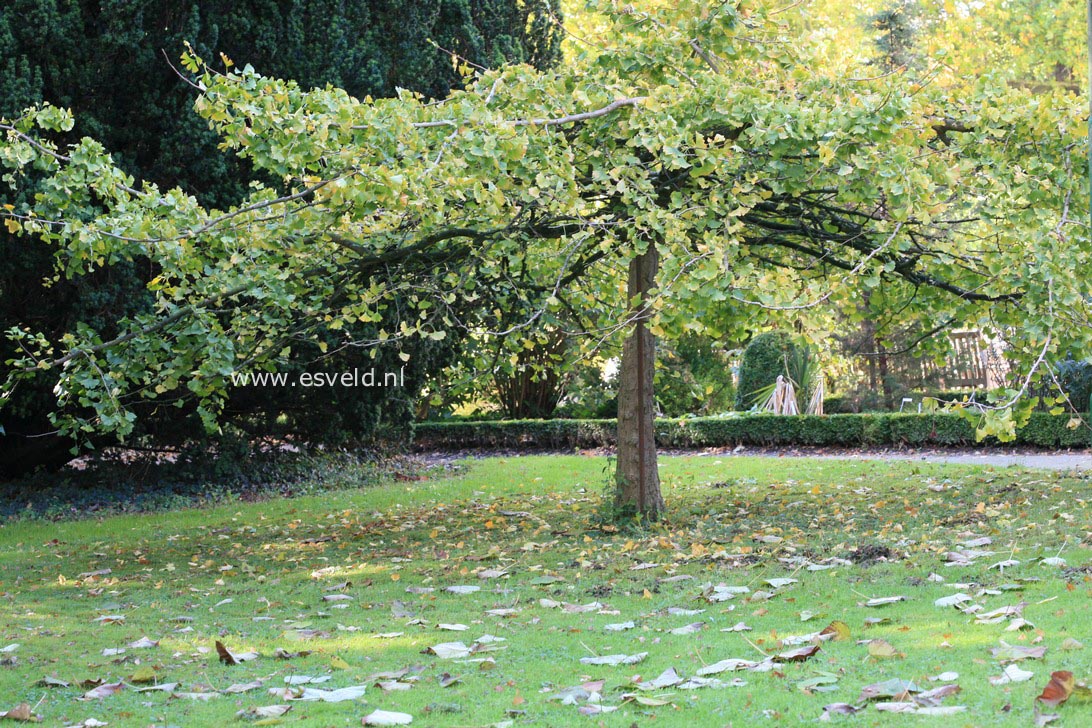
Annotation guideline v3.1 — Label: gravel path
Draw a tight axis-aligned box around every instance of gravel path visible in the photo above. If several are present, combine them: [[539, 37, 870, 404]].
[[414, 447, 1092, 472]]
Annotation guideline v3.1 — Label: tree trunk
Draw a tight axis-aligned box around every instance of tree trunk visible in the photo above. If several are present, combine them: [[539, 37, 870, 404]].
[[614, 246, 663, 520]]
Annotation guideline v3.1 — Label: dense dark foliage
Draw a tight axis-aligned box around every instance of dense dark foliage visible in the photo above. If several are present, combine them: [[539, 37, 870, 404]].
[[0, 0, 562, 477], [734, 331, 796, 410]]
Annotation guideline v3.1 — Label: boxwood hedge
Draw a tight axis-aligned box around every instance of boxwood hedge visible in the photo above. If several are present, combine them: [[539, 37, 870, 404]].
[[414, 412, 1090, 450]]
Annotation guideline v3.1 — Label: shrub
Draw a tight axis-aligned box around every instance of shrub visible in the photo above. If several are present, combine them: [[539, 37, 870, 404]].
[[735, 332, 796, 410], [415, 412, 1091, 450]]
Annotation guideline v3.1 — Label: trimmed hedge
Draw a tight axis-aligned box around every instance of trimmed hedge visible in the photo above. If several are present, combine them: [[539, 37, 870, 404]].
[[414, 412, 1091, 450]]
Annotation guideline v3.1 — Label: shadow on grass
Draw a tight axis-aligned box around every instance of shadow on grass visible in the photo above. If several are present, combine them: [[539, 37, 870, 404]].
[[0, 448, 397, 521]]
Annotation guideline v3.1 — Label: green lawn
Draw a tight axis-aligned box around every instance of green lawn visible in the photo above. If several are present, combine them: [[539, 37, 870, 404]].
[[0, 455, 1090, 726]]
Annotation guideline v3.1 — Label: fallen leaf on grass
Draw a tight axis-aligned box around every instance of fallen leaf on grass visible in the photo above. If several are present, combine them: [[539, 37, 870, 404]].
[[667, 607, 705, 616], [797, 672, 840, 693], [1036, 671, 1082, 709], [363, 709, 414, 725], [916, 684, 961, 705], [216, 641, 258, 665], [561, 602, 605, 614], [695, 658, 767, 676], [127, 637, 158, 649], [0, 703, 39, 722], [863, 596, 906, 607], [132, 683, 178, 693], [425, 642, 473, 659], [820, 703, 865, 719], [81, 682, 125, 700], [865, 639, 900, 659], [766, 578, 798, 589], [36, 676, 70, 688], [721, 622, 752, 632], [604, 622, 635, 632], [274, 648, 312, 659], [580, 652, 648, 666], [127, 666, 157, 684], [928, 672, 959, 682], [670, 622, 705, 635], [270, 685, 367, 702], [236, 705, 291, 719], [621, 694, 671, 707], [990, 664, 1034, 686], [485, 608, 520, 618], [875, 702, 966, 715], [443, 585, 480, 595], [284, 676, 331, 685], [775, 644, 820, 663], [934, 593, 973, 608], [437, 623, 469, 632], [633, 667, 684, 690], [859, 678, 919, 701], [990, 642, 1047, 662], [171, 692, 219, 701], [93, 615, 125, 625], [819, 621, 851, 642]]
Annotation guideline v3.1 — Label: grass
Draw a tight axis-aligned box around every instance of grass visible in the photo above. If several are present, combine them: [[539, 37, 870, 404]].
[[0, 454, 1090, 726]]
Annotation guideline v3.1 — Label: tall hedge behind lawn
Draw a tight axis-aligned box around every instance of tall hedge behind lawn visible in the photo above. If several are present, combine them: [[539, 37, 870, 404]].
[[414, 413, 1090, 450]]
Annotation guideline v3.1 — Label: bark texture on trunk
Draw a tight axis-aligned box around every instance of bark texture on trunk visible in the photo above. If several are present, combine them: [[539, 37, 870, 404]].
[[614, 246, 663, 519]]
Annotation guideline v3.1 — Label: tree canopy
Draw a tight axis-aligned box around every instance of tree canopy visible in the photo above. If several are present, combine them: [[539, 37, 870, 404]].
[[2, 1, 1087, 513], [0, 0, 562, 475]]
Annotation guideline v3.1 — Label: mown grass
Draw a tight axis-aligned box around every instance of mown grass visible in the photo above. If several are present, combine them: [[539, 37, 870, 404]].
[[0, 455, 1090, 726]]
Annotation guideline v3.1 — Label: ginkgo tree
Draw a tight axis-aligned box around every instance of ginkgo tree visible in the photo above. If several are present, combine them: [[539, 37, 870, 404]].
[[1, 0, 1088, 516]]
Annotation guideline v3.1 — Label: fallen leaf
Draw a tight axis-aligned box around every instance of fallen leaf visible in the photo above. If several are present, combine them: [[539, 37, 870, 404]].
[[928, 672, 959, 682], [1037, 671, 1075, 708], [775, 644, 820, 663], [819, 621, 851, 642], [766, 578, 798, 589], [934, 593, 973, 608], [216, 641, 258, 665], [284, 676, 332, 686], [127, 637, 158, 649], [635, 667, 684, 690], [990, 642, 1047, 662], [866, 639, 899, 659], [990, 664, 1034, 686], [276, 685, 368, 702], [859, 678, 919, 701], [864, 596, 906, 607], [425, 642, 473, 659], [36, 676, 70, 688], [604, 622, 635, 632], [363, 709, 414, 725], [821, 702, 864, 718], [236, 705, 291, 719], [81, 682, 125, 700], [695, 658, 765, 676], [670, 622, 705, 636], [580, 652, 648, 666], [0, 703, 39, 722]]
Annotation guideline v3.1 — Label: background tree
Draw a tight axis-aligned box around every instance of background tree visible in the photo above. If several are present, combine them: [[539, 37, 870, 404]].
[[0, 0, 562, 476], [2, 1, 1087, 518]]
